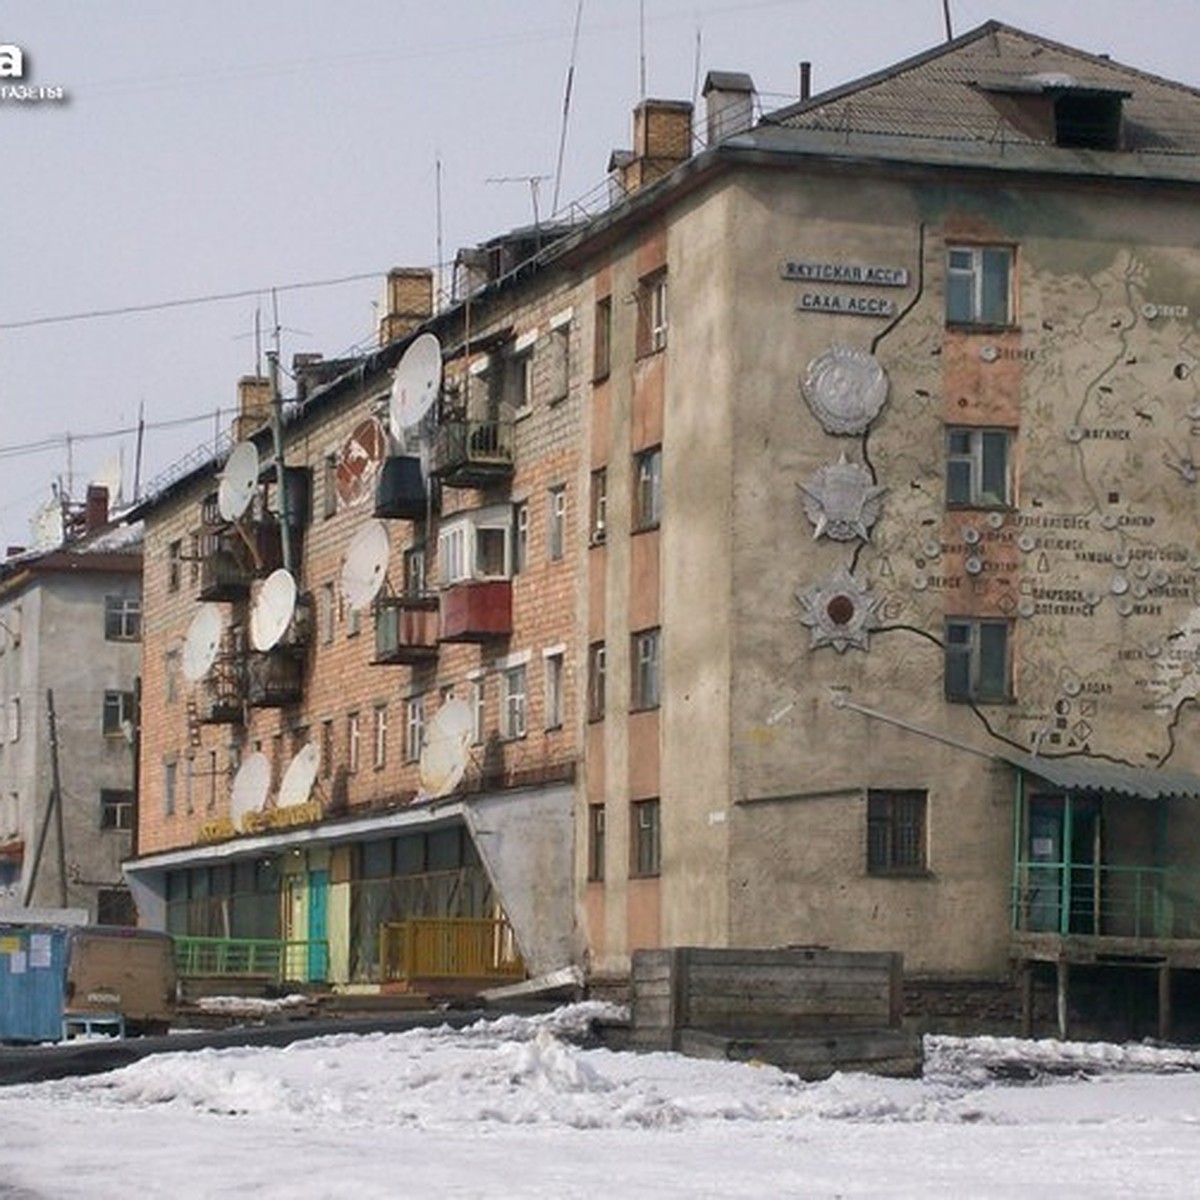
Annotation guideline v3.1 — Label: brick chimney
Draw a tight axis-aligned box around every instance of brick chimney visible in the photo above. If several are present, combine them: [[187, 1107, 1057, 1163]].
[[611, 99, 694, 198], [703, 71, 756, 144], [84, 485, 109, 534], [379, 267, 434, 346], [234, 375, 272, 441]]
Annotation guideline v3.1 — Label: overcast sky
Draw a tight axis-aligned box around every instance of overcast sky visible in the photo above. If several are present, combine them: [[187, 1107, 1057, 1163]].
[[3, 0, 1200, 554]]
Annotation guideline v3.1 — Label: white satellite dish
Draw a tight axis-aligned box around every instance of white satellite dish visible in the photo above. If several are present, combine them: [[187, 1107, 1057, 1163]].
[[29, 496, 64, 550], [250, 568, 298, 652], [278, 743, 320, 808], [389, 333, 443, 441], [340, 520, 390, 612], [229, 752, 271, 829], [181, 603, 224, 682], [217, 440, 260, 522], [419, 698, 473, 798]]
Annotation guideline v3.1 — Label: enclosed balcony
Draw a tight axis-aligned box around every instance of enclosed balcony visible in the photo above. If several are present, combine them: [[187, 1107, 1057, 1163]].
[[245, 650, 305, 708], [374, 593, 440, 665], [195, 655, 245, 724], [430, 419, 514, 489], [196, 523, 285, 601], [375, 455, 437, 521], [439, 579, 512, 643]]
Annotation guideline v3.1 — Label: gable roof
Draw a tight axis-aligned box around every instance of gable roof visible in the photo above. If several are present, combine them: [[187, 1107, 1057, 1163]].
[[764, 21, 1200, 158]]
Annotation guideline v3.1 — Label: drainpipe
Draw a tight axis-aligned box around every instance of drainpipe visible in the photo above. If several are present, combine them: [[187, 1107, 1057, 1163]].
[[268, 350, 293, 574]]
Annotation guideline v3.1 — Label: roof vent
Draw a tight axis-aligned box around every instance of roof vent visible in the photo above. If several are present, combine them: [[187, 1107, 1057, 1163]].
[[702, 71, 756, 144]]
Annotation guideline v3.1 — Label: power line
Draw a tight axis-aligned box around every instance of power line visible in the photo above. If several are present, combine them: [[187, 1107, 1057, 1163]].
[[0, 410, 234, 463], [0, 270, 385, 333]]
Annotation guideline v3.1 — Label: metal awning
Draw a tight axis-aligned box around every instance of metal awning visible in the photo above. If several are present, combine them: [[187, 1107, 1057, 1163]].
[[1001, 753, 1200, 802]]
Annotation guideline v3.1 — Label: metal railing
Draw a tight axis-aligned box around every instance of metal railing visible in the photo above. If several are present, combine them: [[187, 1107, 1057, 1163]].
[[430, 419, 514, 477], [174, 936, 329, 983], [1011, 862, 1200, 940], [378, 917, 524, 983]]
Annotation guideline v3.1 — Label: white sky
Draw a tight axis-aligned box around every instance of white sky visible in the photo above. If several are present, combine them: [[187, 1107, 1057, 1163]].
[[2, 1005, 1200, 1196], [2, 1, 1200, 552]]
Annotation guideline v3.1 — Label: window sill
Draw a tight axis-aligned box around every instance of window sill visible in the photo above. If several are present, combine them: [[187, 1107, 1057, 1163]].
[[629, 871, 661, 881], [544, 723, 563, 733], [868, 868, 934, 880], [587, 713, 606, 725], [629, 704, 660, 716], [513, 405, 533, 423], [631, 522, 660, 536], [591, 369, 611, 386], [944, 321, 1019, 334]]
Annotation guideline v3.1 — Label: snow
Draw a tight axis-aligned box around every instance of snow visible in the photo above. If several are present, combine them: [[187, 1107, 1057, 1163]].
[[2, 1004, 1200, 1197]]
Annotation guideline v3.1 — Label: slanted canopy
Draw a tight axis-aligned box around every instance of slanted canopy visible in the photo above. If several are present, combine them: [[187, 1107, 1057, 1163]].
[[1002, 753, 1200, 802]]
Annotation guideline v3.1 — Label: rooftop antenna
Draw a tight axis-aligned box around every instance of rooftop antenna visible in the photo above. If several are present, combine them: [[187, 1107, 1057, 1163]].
[[639, 0, 646, 99], [551, 0, 584, 216], [435, 152, 445, 310], [486, 175, 551, 233], [942, 0, 954, 41]]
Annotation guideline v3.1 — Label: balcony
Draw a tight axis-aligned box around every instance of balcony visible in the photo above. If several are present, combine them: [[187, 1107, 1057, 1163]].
[[373, 593, 440, 665], [439, 579, 512, 643], [196, 656, 244, 724], [196, 523, 285, 601], [375, 455, 437, 521], [430, 419, 514, 489], [245, 650, 305, 708]]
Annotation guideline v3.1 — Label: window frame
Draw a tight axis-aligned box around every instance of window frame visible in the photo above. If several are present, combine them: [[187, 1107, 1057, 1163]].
[[632, 446, 662, 531], [100, 788, 134, 831], [631, 627, 661, 712], [945, 426, 1013, 509], [587, 804, 606, 882], [348, 711, 362, 774], [630, 798, 661, 878], [438, 505, 514, 585], [404, 695, 424, 764], [637, 270, 668, 356], [104, 594, 142, 642], [589, 468, 608, 545], [587, 641, 606, 722], [102, 689, 135, 738], [593, 295, 612, 382], [547, 485, 567, 562], [945, 244, 1015, 328], [944, 617, 1013, 705], [544, 650, 564, 731], [502, 664, 527, 741], [470, 678, 486, 746], [373, 703, 388, 770], [867, 789, 929, 875]]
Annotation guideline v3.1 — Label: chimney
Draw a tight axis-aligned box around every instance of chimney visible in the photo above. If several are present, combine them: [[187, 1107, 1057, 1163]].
[[379, 267, 434, 346], [800, 61, 812, 102], [84, 485, 109, 534], [702, 71, 756, 145], [615, 99, 693, 197], [234, 375, 272, 441], [453, 248, 490, 301], [292, 352, 324, 403]]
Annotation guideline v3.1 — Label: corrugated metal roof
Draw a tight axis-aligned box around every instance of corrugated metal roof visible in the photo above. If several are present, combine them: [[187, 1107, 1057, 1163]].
[[765, 21, 1200, 158], [1002, 753, 1200, 801]]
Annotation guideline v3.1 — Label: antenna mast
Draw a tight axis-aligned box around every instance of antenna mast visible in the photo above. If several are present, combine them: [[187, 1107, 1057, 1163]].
[[552, 0, 584, 216], [942, 0, 954, 40], [639, 0, 646, 99]]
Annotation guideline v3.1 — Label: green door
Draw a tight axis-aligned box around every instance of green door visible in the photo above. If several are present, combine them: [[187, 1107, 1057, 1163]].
[[307, 870, 329, 982]]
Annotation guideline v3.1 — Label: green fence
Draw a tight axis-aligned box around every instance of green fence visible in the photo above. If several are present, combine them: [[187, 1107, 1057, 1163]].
[[174, 936, 329, 983]]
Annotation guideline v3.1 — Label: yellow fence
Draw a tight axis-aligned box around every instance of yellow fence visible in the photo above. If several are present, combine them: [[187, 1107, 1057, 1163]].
[[379, 918, 525, 983]]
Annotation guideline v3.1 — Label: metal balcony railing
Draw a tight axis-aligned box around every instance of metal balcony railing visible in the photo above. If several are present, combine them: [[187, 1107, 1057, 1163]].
[[378, 917, 524, 983]]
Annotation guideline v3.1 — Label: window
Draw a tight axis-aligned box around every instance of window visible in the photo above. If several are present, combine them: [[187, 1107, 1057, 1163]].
[[631, 798, 661, 877], [945, 618, 1012, 704], [502, 665, 527, 740], [403, 545, 426, 596], [96, 887, 137, 927], [168, 541, 182, 592], [404, 695, 424, 763], [868, 790, 928, 874], [587, 804, 606, 882], [587, 642, 606, 721], [946, 427, 1012, 508], [100, 788, 133, 831], [637, 270, 668, 355], [104, 595, 141, 641], [593, 295, 612, 381], [323, 454, 338, 519], [8, 698, 18, 744], [207, 749, 218, 810], [513, 502, 529, 574], [164, 759, 177, 817], [321, 719, 334, 779], [548, 485, 567, 562], [470, 678, 486, 745], [544, 651, 564, 730], [321, 582, 336, 644], [184, 755, 195, 814], [511, 350, 534, 413], [102, 690, 135, 738], [373, 703, 388, 770], [633, 446, 662, 530], [946, 245, 1013, 326], [547, 322, 570, 403], [438, 506, 514, 584], [348, 712, 361, 773], [165, 650, 180, 705], [590, 469, 608, 544], [631, 628, 661, 711]]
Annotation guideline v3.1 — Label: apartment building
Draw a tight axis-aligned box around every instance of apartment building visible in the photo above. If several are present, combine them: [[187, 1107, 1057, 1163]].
[[129, 22, 1200, 1035]]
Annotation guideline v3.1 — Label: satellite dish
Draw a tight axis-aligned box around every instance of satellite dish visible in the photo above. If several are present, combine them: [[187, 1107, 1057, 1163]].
[[218, 441, 260, 522], [91, 455, 124, 506], [229, 752, 271, 829], [29, 496, 64, 550], [389, 333, 443, 441], [419, 698, 473, 798], [181, 603, 224, 682], [278, 743, 320, 808], [340, 520, 390, 612], [250, 568, 298, 652]]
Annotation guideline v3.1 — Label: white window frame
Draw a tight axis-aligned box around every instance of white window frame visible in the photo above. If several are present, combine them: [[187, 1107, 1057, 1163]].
[[405, 694, 424, 763], [502, 665, 527, 740], [105, 594, 142, 641], [633, 446, 662, 530], [944, 618, 1012, 705], [548, 485, 567, 562], [544, 649, 564, 730], [946, 244, 1014, 327], [437, 505, 514, 585], [632, 628, 661, 711], [470, 677, 486, 745], [946, 427, 1012, 508], [348, 711, 361, 774], [373, 703, 388, 770]]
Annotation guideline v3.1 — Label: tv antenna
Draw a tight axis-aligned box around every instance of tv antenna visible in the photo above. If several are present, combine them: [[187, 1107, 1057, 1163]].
[[486, 174, 551, 232]]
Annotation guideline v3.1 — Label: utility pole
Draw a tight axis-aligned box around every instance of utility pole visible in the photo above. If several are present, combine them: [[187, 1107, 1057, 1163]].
[[25, 688, 68, 907]]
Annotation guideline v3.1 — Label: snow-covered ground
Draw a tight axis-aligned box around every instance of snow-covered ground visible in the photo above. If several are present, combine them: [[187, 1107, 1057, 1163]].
[[2, 1004, 1200, 1198]]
